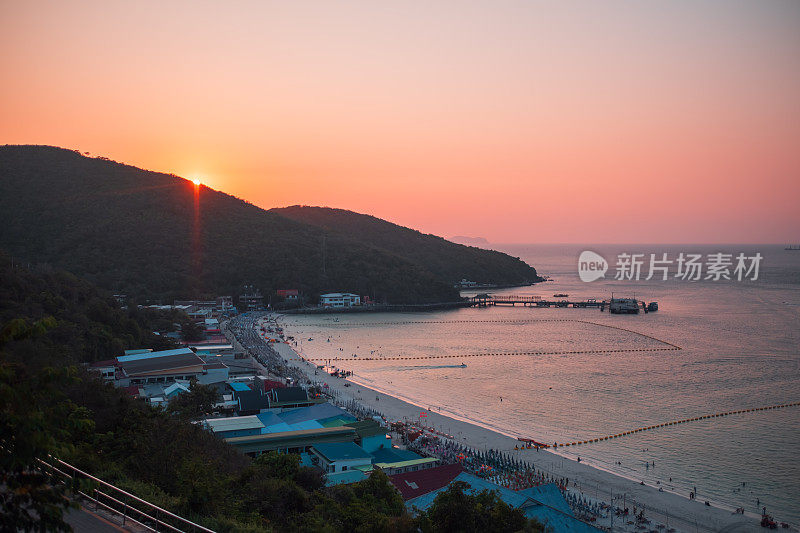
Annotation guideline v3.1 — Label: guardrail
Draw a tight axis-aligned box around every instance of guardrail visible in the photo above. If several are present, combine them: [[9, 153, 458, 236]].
[[37, 457, 215, 533]]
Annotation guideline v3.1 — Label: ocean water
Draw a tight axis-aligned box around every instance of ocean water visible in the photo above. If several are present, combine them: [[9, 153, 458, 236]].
[[281, 244, 800, 523]]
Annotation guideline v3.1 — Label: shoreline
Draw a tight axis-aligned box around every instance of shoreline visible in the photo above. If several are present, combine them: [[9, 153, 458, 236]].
[[342, 373, 766, 531], [270, 317, 785, 532]]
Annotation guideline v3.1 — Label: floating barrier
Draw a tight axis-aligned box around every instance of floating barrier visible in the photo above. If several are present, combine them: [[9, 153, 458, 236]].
[[282, 318, 681, 361], [285, 343, 680, 362], [552, 402, 800, 447]]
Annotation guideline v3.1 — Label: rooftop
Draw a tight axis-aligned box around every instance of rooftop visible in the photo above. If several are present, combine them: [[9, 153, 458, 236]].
[[205, 416, 265, 433], [118, 347, 195, 362], [119, 351, 205, 376], [389, 463, 463, 500], [312, 442, 372, 462], [374, 457, 438, 470]]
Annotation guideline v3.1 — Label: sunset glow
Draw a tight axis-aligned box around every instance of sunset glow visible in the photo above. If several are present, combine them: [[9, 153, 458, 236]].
[[2, 1, 799, 243]]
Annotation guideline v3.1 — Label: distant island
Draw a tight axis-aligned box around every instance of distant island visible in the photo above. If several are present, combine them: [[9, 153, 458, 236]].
[[449, 235, 491, 247], [0, 145, 542, 305]]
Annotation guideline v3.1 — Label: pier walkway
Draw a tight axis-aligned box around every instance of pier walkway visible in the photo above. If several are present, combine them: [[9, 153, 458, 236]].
[[469, 294, 650, 312]]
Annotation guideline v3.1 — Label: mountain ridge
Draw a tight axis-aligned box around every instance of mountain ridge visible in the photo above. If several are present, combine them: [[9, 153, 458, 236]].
[[0, 145, 539, 304]]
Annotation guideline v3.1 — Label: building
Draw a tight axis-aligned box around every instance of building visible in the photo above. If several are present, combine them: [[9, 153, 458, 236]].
[[389, 463, 464, 500], [239, 286, 265, 311], [320, 293, 361, 308], [609, 297, 640, 314], [207, 402, 363, 455], [268, 386, 313, 409], [375, 457, 439, 476], [277, 289, 299, 300], [190, 343, 235, 357], [173, 297, 234, 315], [310, 442, 372, 473], [401, 473, 601, 532], [116, 348, 207, 386], [224, 426, 359, 456], [89, 347, 229, 388], [204, 415, 266, 439]]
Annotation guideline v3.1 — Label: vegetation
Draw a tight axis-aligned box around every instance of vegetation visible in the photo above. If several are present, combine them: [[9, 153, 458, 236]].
[[0, 256, 544, 531], [0, 145, 540, 305], [417, 481, 544, 533], [272, 206, 541, 289]]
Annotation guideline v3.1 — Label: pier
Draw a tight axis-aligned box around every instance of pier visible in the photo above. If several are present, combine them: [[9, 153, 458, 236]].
[[469, 294, 653, 312]]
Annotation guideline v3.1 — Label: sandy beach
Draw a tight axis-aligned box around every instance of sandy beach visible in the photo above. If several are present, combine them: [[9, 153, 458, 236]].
[[266, 321, 783, 533]]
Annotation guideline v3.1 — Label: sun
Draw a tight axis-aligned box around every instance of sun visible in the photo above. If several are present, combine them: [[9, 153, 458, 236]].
[[191, 178, 202, 186]]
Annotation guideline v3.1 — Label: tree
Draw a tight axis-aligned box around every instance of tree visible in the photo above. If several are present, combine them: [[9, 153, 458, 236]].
[[418, 481, 536, 533], [180, 320, 203, 342], [0, 318, 94, 532], [166, 382, 220, 420]]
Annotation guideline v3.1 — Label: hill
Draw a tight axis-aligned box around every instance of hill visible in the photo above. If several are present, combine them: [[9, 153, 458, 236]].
[[272, 206, 540, 286], [449, 235, 491, 247], [0, 145, 539, 304]]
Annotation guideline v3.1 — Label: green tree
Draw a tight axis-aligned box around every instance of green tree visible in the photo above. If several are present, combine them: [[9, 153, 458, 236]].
[[180, 320, 204, 342], [418, 481, 536, 533], [0, 318, 94, 532], [166, 382, 220, 420]]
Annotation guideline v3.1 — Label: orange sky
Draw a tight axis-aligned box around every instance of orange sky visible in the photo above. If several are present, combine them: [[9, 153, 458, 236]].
[[2, 1, 799, 243]]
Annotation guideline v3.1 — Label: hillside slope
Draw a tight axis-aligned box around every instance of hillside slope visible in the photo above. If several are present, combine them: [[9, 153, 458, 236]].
[[271, 206, 540, 286], [0, 146, 458, 303], [0, 146, 539, 303]]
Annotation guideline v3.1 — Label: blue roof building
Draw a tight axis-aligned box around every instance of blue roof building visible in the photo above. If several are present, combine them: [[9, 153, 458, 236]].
[[311, 442, 372, 474], [407, 476, 601, 532]]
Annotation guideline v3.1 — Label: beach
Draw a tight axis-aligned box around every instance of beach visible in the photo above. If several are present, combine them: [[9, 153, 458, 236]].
[[269, 332, 774, 533]]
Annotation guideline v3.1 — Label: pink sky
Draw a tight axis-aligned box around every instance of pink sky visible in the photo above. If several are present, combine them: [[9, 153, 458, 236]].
[[2, 1, 799, 243]]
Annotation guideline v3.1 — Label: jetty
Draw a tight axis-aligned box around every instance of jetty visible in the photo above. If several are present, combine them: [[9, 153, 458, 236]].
[[469, 294, 657, 313]]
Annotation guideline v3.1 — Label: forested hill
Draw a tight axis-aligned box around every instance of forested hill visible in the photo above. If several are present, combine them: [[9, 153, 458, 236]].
[[271, 206, 541, 286], [0, 146, 538, 304]]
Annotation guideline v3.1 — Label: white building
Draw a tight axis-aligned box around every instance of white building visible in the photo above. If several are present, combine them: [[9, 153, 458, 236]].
[[320, 293, 361, 308]]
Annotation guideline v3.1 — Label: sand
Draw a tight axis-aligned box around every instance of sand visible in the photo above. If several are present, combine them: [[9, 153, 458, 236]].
[[267, 321, 781, 533]]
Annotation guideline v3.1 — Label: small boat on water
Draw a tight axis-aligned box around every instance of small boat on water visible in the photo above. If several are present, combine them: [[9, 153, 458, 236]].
[[459, 363, 467, 368], [647, 302, 659, 312], [553, 293, 569, 297]]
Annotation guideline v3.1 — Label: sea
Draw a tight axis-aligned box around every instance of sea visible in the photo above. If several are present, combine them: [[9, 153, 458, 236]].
[[280, 244, 800, 524]]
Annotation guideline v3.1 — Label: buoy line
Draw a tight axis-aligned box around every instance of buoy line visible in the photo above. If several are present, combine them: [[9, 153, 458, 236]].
[[282, 318, 681, 351], [550, 402, 800, 448], [285, 345, 681, 363]]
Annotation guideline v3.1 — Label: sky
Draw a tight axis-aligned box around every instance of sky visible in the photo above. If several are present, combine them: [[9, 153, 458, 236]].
[[2, 1, 799, 244]]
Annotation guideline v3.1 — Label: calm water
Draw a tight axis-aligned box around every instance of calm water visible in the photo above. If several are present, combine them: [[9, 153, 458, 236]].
[[282, 244, 800, 523]]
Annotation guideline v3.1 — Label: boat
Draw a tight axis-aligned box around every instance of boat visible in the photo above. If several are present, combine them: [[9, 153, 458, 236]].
[[553, 293, 569, 297], [786, 245, 800, 251], [459, 363, 467, 368], [647, 302, 659, 312], [609, 297, 640, 314]]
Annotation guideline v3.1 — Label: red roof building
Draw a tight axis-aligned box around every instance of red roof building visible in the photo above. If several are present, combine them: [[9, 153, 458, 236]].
[[389, 463, 463, 500], [277, 289, 299, 299]]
